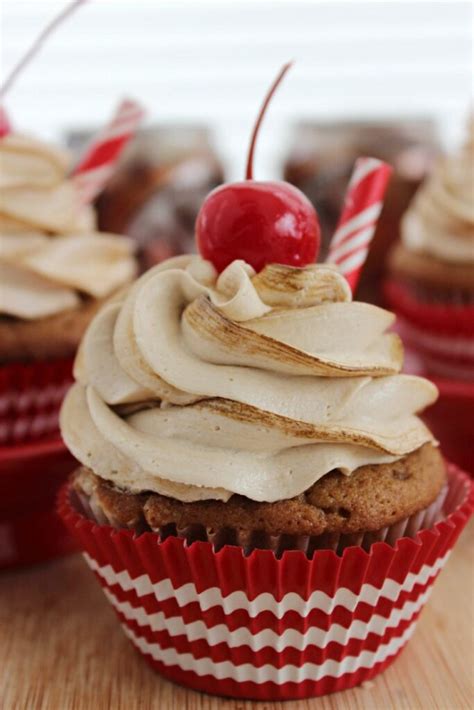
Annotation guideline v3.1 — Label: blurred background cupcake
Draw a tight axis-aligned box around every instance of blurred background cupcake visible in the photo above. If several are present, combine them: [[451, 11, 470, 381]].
[[0, 128, 137, 567], [89, 126, 223, 270], [0, 130, 137, 440], [385, 117, 474, 472]]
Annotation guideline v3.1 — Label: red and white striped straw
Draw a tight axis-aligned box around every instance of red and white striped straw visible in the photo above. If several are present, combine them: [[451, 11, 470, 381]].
[[72, 98, 145, 204], [326, 157, 392, 293]]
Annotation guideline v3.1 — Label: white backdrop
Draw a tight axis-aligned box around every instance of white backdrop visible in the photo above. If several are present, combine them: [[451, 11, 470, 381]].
[[1, 0, 472, 178]]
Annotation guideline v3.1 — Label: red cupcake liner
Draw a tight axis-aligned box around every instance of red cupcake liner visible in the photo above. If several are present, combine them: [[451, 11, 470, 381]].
[[0, 357, 74, 445], [58, 464, 473, 700], [385, 279, 474, 380], [0, 436, 77, 568], [402, 351, 474, 475], [384, 279, 474, 336]]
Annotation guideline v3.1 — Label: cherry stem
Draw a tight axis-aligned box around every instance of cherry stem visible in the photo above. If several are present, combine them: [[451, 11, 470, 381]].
[[0, 0, 88, 100], [245, 61, 293, 180]]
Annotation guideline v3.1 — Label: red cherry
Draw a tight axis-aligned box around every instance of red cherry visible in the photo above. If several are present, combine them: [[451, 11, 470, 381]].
[[196, 180, 319, 272], [196, 62, 321, 272]]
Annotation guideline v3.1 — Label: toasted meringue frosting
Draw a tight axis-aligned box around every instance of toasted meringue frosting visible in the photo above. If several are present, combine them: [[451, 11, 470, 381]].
[[60, 256, 437, 503], [401, 118, 474, 264], [0, 132, 136, 319]]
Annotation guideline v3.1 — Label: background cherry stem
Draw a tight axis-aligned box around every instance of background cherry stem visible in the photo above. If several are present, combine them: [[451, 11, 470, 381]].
[[245, 61, 293, 180], [0, 0, 88, 100]]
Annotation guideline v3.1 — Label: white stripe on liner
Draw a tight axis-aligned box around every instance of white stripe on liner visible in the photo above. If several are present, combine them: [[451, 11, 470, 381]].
[[84, 551, 450, 618], [327, 225, 375, 264], [121, 620, 417, 683], [328, 202, 382, 249], [103, 584, 433, 652]]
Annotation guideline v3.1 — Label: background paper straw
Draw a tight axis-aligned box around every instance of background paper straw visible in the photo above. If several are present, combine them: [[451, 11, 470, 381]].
[[72, 99, 145, 204]]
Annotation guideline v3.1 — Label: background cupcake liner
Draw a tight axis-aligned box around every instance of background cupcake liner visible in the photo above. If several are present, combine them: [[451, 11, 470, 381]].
[[402, 351, 474, 475], [0, 357, 74, 445], [384, 279, 474, 379], [384, 279, 474, 337], [59, 463, 473, 701], [0, 437, 77, 568]]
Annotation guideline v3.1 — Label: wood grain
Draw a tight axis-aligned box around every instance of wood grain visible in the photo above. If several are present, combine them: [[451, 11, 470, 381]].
[[1, 519, 473, 710]]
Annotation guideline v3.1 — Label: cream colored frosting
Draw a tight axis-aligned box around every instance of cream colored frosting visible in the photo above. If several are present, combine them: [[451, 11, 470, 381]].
[[402, 118, 474, 264], [0, 133, 136, 319], [60, 256, 437, 503]]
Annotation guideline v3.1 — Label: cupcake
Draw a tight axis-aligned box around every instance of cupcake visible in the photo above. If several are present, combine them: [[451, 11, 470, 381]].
[[385, 119, 474, 472], [0, 131, 137, 569], [0, 131, 137, 443], [59, 66, 472, 700], [386, 118, 474, 380], [59, 256, 472, 698]]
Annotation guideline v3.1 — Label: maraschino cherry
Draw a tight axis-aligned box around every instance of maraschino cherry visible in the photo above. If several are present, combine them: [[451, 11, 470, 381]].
[[196, 62, 321, 273]]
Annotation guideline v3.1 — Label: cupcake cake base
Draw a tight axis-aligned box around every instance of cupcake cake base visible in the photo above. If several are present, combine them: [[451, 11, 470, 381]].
[[72, 444, 446, 555], [59, 462, 472, 700]]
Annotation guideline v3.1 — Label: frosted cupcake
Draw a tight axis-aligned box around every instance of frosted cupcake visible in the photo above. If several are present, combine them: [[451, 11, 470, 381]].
[[59, 65, 472, 700], [386, 119, 474, 380], [0, 132, 136, 443], [59, 256, 473, 699], [61, 255, 445, 548]]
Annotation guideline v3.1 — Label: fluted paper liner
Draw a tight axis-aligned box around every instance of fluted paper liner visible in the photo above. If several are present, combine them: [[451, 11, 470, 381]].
[[0, 357, 73, 445], [58, 464, 473, 700], [384, 279, 474, 335]]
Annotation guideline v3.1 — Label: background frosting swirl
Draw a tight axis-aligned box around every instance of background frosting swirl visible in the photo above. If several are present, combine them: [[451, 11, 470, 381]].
[[0, 133, 136, 319], [61, 256, 437, 503], [401, 118, 474, 264]]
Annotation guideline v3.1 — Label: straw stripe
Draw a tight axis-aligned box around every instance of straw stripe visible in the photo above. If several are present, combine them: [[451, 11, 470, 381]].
[[347, 156, 383, 189], [325, 224, 376, 263], [328, 203, 382, 247]]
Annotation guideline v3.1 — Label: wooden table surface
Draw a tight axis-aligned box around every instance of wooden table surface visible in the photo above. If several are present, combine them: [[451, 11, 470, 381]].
[[1, 519, 473, 710]]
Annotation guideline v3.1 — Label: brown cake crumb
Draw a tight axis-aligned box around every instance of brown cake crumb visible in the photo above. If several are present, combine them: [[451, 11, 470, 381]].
[[73, 444, 445, 538], [0, 297, 107, 364], [389, 243, 474, 293]]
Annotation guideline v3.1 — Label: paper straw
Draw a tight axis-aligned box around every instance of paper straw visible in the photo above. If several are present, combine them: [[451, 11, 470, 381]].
[[72, 99, 145, 203], [326, 157, 392, 293]]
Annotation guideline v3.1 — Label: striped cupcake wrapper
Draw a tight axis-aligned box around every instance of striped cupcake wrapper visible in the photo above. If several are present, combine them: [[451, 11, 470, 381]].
[[58, 464, 473, 700], [0, 357, 74, 445]]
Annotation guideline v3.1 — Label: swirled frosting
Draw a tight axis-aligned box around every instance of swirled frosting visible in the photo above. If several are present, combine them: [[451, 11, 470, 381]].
[[0, 133, 136, 319], [60, 255, 437, 503], [401, 118, 474, 264]]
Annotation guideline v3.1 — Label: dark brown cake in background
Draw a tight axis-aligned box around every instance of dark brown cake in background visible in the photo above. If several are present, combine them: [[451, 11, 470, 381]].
[[283, 121, 439, 303], [68, 126, 224, 271]]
